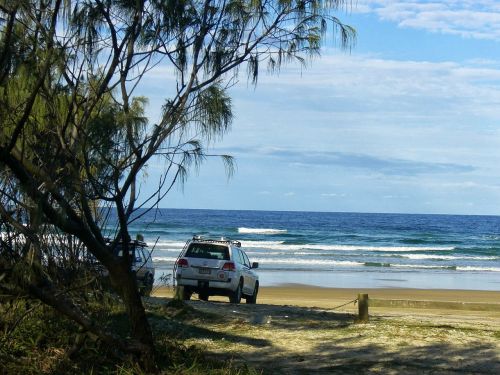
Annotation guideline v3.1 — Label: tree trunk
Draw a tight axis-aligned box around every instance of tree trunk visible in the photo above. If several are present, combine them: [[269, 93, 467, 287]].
[[109, 262, 157, 372]]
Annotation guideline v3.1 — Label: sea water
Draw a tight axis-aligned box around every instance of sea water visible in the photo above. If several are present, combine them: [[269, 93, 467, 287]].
[[125, 209, 500, 290]]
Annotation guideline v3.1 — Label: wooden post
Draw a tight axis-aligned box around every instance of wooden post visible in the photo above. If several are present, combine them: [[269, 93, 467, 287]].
[[174, 286, 183, 300], [358, 293, 369, 322]]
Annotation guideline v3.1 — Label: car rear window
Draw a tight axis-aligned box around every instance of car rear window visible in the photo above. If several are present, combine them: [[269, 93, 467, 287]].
[[185, 243, 230, 260]]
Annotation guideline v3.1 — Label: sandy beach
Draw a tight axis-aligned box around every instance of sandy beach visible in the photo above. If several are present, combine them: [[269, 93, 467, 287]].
[[154, 283, 500, 325], [153, 284, 500, 373], [153, 283, 500, 313]]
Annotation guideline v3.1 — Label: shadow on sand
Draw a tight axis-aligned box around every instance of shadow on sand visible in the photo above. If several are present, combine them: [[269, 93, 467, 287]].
[[150, 297, 500, 374]]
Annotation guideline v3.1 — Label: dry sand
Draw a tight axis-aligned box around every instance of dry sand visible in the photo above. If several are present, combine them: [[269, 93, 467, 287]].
[[154, 284, 500, 317], [152, 285, 500, 373], [154, 283, 500, 304]]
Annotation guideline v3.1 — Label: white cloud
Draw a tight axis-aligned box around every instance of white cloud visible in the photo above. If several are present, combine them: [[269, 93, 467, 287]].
[[356, 1, 500, 40], [257, 52, 500, 95], [321, 193, 347, 197], [241, 53, 500, 139], [224, 51, 500, 182], [263, 53, 500, 100], [383, 195, 400, 199], [421, 181, 500, 191]]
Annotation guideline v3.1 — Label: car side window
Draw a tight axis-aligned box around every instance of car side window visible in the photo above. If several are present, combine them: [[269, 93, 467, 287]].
[[135, 248, 143, 263], [232, 248, 243, 264], [242, 251, 251, 268]]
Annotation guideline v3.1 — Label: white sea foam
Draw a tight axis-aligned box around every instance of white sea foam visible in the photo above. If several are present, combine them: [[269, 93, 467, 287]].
[[402, 254, 497, 261], [312, 244, 455, 252], [153, 254, 362, 267], [147, 240, 187, 249], [241, 241, 453, 252], [456, 266, 500, 272], [244, 251, 288, 256], [394, 264, 456, 270], [152, 255, 500, 272], [251, 258, 363, 267], [240, 240, 285, 248], [146, 237, 455, 253], [238, 228, 287, 234], [287, 251, 327, 256], [392, 264, 500, 272], [153, 256, 180, 263]]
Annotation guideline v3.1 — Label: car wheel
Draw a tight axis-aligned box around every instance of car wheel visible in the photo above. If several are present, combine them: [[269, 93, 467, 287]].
[[246, 282, 258, 304], [199, 292, 209, 301], [229, 280, 243, 304]]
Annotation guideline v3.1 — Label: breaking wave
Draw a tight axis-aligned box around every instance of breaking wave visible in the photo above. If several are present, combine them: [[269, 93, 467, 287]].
[[241, 241, 453, 252], [238, 228, 287, 234], [401, 254, 497, 261]]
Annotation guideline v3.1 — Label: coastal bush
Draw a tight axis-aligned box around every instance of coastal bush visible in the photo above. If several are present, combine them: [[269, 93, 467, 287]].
[[0, 297, 260, 374]]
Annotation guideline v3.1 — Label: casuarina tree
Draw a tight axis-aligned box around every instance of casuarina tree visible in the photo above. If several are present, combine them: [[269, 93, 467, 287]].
[[0, 0, 355, 370]]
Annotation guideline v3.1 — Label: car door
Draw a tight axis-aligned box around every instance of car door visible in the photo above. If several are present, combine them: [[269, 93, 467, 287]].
[[239, 249, 255, 295], [232, 248, 247, 293]]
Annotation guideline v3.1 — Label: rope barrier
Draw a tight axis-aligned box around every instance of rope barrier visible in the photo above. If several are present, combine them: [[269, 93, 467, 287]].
[[329, 298, 358, 310]]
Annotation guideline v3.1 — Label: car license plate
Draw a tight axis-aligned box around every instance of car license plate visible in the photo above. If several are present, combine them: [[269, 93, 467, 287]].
[[199, 268, 211, 274]]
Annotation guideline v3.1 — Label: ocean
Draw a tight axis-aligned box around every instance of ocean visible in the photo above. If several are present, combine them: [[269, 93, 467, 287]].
[[125, 209, 500, 291]]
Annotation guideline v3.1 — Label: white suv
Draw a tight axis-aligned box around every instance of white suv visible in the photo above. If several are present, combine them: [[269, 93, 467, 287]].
[[174, 236, 259, 304]]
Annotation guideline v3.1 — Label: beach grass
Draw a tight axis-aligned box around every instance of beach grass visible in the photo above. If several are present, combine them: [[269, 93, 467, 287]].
[[0, 298, 258, 375]]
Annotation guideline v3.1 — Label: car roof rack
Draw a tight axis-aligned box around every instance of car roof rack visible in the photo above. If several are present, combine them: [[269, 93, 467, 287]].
[[191, 235, 241, 247]]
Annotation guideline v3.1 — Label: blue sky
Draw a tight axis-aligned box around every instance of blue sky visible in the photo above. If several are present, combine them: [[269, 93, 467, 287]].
[[140, 1, 500, 215]]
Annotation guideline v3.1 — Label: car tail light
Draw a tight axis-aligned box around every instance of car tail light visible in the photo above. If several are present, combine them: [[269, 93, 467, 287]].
[[222, 262, 235, 271], [176, 258, 189, 268]]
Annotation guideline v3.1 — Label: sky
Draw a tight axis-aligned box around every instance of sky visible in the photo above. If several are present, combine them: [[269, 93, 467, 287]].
[[140, 0, 500, 215]]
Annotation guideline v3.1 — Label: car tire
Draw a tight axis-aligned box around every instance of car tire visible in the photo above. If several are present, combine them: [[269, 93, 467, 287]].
[[199, 292, 209, 301], [246, 282, 258, 304], [229, 280, 243, 304]]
